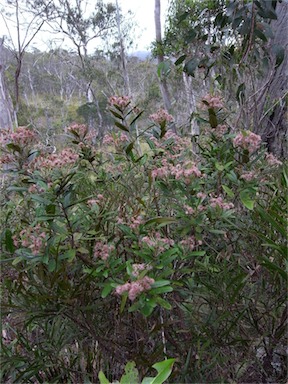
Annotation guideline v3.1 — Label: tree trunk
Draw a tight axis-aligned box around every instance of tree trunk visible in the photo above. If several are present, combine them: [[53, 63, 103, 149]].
[[182, 72, 199, 151], [0, 38, 14, 131], [115, 0, 130, 95], [154, 0, 176, 132], [253, 0, 288, 158]]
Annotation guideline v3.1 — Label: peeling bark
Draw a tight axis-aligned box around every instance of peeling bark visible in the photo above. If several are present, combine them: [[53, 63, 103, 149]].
[[253, 0, 288, 158], [0, 38, 14, 131]]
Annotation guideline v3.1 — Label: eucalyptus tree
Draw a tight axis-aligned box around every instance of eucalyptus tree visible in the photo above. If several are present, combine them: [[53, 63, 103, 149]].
[[154, 0, 176, 133], [164, 0, 287, 157], [0, 38, 14, 130], [27, 0, 118, 135], [0, 0, 49, 127]]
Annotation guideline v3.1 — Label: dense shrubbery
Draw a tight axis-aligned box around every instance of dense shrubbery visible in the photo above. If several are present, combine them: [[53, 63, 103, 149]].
[[0, 97, 287, 383]]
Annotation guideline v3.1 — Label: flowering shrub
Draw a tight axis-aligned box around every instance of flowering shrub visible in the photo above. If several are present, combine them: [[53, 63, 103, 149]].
[[0, 98, 286, 383]]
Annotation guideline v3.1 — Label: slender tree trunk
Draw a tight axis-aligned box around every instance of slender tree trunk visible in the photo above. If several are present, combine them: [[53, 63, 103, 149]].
[[115, 0, 130, 95], [154, 0, 176, 132], [253, 0, 288, 158], [183, 72, 199, 152], [0, 38, 14, 131]]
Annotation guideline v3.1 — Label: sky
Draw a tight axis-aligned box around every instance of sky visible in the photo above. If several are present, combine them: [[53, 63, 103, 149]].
[[117, 0, 170, 51], [1, 0, 170, 53]]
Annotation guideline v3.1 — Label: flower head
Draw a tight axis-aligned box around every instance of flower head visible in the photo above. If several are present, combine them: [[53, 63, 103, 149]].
[[233, 131, 262, 154], [149, 109, 174, 125], [109, 95, 131, 109]]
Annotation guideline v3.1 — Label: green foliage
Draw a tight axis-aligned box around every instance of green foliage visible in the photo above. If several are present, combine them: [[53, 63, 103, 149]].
[[0, 100, 286, 383], [99, 359, 175, 384]]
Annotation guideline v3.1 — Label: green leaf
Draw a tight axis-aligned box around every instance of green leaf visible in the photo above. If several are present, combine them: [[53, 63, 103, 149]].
[[59, 249, 76, 262], [129, 110, 144, 126], [215, 162, 224, 171], [149, 286, 173, 295], [157, 61, 171, 78], [120, 361, 139, 384], [272, 45, 285, 68], [48, 259, 56, 272], [174, 55, 186, 66], [222, 185, 235, 198], [12, 256, 23, 265], [115, 121, 129, 132], [101, 283, 113, 299], [184, 58, 199, 77], [4, 229, 15, 253], [110, 109, 123, 119], [141, 302, 156, 317], [6, 143, 21, 152], [30, 194, 51, 205], [186, 251, 206, 257], [151, 280, 171, 288], [125, 142, 134, 155], [155, 297, 172, 310], [98, 371, 110, 384], [260, 257, 287, 281], [236, 83, 246, 103], [208, 108, 218, 128], [141, 358, 175, 384], [120, 293, 128, 313], [240, 190, 255, 210], [144, 217, 177, 227]]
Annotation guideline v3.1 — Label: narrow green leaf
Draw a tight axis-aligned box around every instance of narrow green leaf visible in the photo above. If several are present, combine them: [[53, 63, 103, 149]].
[[115, 121, 129, 132], [129, 110, 144, 126], [186, 251, 206, 257], [48, 259, 56, 272], [98, 371, 110, 384], [175, 55, 186, 66], [151, 280, 171, 288], [155, 297, 172, 310], [144, 217, 177, 227], [110, 109, 123, 119], [4, 229, 14, 253], [120, 293, 128, 313], [222, 185, 235, 198], [101, 283, 113, 299]]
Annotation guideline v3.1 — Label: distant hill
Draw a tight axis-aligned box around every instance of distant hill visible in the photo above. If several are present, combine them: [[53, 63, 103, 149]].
[[129, 50, 152, 60]]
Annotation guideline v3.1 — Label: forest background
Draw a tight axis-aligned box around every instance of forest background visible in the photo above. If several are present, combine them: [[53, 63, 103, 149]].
[[0, 0, 287, 383]]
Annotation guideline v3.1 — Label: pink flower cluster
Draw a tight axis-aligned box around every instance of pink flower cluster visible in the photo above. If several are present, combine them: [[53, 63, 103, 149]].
[[197, 192, 207, 199], [103, 133, 129, 147], [209, 196, 234, 210], [109, 95, 131, 109], [149, 108, 174, 125], [131, 263, 152, 277], [129, 215, 144, 229], [13, 224, 46, 255], [233, 131, 262, 154], [0, 126, 37, 148], [202, 94, 224, 109], [141, 232, 175, 255], [184, 204, 194, 215], [115, 276, 155, 301], [265, 153, 282, 166], [240, 171, 256, 181], [30, 148, 79, 170], [0, 153, 14, 165], [180, 236, 202, 251], [152, 160, 202, 181], [87, 194, 105, 206], [214, 124, 228, 138], [66, 123, 88, 138], [93, 241, 115, 261]]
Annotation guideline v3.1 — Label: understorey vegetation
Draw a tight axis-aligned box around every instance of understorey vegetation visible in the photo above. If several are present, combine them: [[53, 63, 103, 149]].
[[0, 95, 287, 383]]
